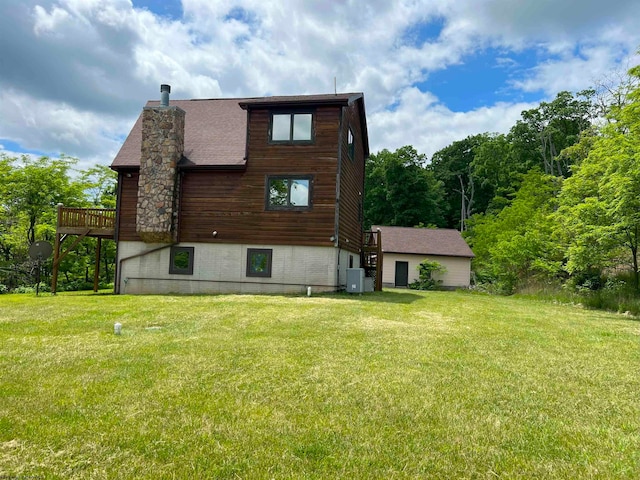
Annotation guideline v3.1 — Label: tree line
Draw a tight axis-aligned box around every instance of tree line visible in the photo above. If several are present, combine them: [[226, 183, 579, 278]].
[[365, 64, 640, 303]]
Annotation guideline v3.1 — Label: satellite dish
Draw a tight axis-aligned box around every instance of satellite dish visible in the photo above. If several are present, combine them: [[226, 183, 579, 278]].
[[29, 241, 53, 260]]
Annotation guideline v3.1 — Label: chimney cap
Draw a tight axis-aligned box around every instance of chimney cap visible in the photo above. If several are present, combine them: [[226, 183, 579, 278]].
[[160, 84, 171, 93]]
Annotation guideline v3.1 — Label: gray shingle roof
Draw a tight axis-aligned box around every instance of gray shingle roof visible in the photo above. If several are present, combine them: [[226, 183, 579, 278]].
[[372, 225, 475, 258], [111, 93, 365, 169]]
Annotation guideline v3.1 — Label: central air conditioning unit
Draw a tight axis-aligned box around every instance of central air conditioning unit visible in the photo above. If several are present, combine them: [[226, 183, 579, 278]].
[[346, 268, 365, 293]]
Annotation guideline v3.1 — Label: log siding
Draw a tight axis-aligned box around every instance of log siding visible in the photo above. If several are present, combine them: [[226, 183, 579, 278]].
[[115, 98, 367, 252]]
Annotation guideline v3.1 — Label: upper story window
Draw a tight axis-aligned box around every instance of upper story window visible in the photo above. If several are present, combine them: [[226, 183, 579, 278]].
[[266, 176, 312, 210], [270, 113, 313, 143], [348, 127, 355, 160]]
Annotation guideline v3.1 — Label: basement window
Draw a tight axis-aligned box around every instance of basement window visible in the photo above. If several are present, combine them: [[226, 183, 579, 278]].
[[270, 112, 313, 143], [169, 246, 194, 275], [266, 176, 312, 210], [247, 248, 272, 277]]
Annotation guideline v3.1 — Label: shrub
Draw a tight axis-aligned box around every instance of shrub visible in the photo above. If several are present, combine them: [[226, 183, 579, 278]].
[[56, 280, 113, 292], [409, 260, 446, 290], [0, 284, 8, 294], [567, 269, 605, 292], [12, 285, 36, 294], [10, 282, 51, 294]]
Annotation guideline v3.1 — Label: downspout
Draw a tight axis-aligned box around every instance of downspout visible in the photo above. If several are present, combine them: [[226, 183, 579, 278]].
[[116, 243, 177, 294], [113, 172, 123, 294]]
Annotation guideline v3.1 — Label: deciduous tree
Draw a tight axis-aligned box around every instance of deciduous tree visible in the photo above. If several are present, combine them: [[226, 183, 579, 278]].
[[364, 146, 445, 228], [555, 66, 640, 289]]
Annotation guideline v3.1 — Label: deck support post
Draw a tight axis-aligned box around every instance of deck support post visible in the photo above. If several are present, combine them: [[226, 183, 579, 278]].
[[52, 232, 61, 294], [93, 237, 102, 292]]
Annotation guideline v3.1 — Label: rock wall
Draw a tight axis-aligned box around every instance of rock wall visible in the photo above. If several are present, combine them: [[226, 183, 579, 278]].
[[136, 105, 185, 243]]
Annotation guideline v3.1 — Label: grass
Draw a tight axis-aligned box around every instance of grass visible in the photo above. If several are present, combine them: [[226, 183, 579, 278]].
[[0, 290, 638, 479]]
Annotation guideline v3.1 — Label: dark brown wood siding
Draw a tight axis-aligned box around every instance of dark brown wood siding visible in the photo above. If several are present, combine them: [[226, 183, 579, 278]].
[[337, 101, 366, 252], [116, 172, 142, 241], [181, 105, 341, 245], [115, 103, 367, 248]]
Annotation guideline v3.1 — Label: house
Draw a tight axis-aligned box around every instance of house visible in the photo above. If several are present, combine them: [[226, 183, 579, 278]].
[[110, 85, 369, 294], [372, 225, 474, 289]]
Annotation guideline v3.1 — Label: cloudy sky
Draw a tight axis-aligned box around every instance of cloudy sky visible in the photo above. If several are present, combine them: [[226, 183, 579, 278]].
[[1, 0, 639, 170]]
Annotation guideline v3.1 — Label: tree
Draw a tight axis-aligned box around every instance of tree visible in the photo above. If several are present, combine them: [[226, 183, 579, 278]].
[[516, 90, 594, 178], [364, 146, 445, 228], [430, 134, 493, 230], [471, 133, 531, 213], [0, 156, 14, 262], [466, 170, 562, 293], [592, 67, 640, 122], [555, 66, 640, 289], [3, 155, 86, 244], [81, 164, 117, 207], [0, 155, 117, 291]]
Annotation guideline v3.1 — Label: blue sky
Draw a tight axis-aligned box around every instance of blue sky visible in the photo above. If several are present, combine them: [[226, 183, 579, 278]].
[[133, 0, 182, 19], [0, 0, 638, 169], [420, 48, 544, 111]]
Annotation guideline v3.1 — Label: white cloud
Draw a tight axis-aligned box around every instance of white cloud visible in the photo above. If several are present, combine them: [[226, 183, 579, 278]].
[[0, 0, 639, 166], [32, 4, 70, 34], [512, 44, 640, 95], [0, 88, 131, 169], [368, 87, 536, 159]]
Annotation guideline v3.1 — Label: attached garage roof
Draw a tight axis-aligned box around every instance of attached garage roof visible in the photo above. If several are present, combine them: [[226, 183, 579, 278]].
[[372, 225, 474, 258]]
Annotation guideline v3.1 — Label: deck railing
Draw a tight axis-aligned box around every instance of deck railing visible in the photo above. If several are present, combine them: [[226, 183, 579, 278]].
[[57, 206, 116, 231]]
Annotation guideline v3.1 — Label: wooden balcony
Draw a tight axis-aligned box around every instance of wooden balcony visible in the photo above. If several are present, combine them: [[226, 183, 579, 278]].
[[56, 206, 116, 238], [52, 205, 117, 294]]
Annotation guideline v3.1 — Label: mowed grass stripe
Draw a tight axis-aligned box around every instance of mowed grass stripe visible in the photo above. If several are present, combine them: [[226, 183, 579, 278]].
[[0, 290, 638, 478]]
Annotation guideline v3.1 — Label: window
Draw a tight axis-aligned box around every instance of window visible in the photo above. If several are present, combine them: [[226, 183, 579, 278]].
[[247, 248, 272, 277], [266, 176, 312, 210], [169, 246, 194, 275], [270, 113, 313, 143], [348, 127, 355, 160]]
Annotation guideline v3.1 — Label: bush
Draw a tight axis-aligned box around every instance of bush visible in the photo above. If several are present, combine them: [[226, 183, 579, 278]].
[[567, 270, 605, 292], [409, 260, 446, 291], [56, 280, 112, 292], [578, 290, 639, 316], [11, 285, 36, 294], [0, 284, 8, 294], [513, 272, 640, 317], [10, 282, 51, 294]]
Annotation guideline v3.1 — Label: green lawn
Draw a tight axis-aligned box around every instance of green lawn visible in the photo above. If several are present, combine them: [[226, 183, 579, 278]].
[[1, 290, 638, 479]]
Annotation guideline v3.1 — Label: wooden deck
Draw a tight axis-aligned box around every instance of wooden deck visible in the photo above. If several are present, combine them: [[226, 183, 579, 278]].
[[52, 206, 116, 294], [56, 206, 116, 238]]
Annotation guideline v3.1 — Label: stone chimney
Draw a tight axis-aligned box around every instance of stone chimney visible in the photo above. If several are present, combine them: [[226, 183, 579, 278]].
[[136, 84, 185, 243]]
